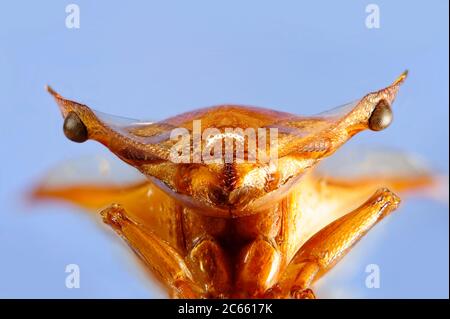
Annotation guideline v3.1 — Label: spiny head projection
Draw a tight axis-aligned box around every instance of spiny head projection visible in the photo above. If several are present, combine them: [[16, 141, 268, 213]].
[[47, 71, 407, 217]]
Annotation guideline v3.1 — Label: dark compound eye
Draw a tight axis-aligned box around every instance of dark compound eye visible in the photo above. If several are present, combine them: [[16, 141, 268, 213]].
[[63, 111, 88, 143], [368, 99, 393, 131]]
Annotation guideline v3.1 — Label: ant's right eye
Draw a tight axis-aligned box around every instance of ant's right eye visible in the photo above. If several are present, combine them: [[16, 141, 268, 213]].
[[368, 99, 393, 131]]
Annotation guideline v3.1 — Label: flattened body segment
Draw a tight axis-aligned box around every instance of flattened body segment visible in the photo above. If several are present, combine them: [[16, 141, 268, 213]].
[[46, 72, 408, 216]]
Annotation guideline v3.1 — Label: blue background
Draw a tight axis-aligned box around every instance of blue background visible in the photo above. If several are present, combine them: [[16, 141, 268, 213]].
[[0, 1, 448, 298]]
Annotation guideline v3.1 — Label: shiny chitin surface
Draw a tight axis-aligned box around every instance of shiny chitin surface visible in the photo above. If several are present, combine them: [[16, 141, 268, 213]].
[[34, 72, 435, 298]]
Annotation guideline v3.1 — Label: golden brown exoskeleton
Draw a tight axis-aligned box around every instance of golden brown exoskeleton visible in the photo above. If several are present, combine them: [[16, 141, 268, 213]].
[[33, 71, 435, 298]]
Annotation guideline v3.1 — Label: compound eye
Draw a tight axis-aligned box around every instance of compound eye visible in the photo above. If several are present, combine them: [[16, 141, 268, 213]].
[[63, 111, 88, 143], [369, 99, 393, 131]]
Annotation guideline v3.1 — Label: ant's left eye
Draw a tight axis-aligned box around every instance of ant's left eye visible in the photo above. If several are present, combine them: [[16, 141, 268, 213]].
[[63, 111, 88, 143], [369, 99, 393, 131]]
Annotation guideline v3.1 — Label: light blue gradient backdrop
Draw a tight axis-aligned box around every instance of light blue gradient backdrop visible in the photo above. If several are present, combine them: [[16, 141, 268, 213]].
[[0, 1, 448, 298]]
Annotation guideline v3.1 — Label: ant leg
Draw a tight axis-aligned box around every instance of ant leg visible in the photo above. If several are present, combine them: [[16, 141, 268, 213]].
[[100, 204, 205, 298], [235, 237, 282, 298], [186, 236, 232, 298], [266, 188, 400, 299]]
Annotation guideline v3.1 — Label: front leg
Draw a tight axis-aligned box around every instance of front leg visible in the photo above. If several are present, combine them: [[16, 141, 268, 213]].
[[100, 204, 205, 298], [235, 237, 282, 298], [266, 188, 400, 298]]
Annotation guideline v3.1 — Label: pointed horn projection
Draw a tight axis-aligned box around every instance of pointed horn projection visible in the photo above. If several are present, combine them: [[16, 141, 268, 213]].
[[275, 71, 408, 159], [46, 86, 169, 165]]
